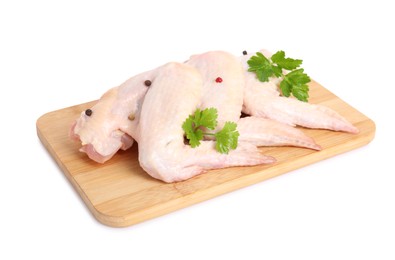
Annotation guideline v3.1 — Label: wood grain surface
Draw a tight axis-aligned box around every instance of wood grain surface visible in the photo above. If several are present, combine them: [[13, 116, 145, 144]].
[[36, 80, 375, 227]]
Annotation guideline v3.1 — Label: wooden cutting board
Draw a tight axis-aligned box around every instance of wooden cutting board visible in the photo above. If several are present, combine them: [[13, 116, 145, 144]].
[[36, 80, 375, 227]]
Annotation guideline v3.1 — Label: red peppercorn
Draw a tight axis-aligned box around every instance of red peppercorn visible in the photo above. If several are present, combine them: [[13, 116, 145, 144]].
[[215, 77, 223, 83]]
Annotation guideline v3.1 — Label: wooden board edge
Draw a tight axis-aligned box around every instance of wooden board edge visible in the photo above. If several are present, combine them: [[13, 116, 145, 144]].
[[36, 107, 376, 228], [92, 118, 376, 227], [37, 113, 129, 226]]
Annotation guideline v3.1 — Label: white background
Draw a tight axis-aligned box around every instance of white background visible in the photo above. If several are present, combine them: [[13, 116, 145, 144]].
[[1, 0, 394, 259]]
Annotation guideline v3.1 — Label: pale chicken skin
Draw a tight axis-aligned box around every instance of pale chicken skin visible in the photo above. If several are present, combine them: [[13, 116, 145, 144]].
[[237, 116, 321, 150], [187, 51, 320, 150], [70, 67, 157, 163], [186, 51, 244, 130], [71, 50, 322, 166], [138, 62, 274, 183], [69, 49, 359, 182], [240, 51, 359, 134]]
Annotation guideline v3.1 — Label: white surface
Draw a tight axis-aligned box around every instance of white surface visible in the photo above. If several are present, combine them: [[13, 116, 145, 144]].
[[1, 1, 394, 259]]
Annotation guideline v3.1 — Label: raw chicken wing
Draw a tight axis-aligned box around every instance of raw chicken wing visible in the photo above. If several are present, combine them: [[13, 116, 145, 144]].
[[240, 51, 359, 134], [137, 62, 275, 182], [70, 68, 157, 163], [187, 51, 321, 150]]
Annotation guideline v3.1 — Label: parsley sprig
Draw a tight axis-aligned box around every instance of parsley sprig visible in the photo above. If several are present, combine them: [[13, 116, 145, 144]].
[[182, 108, 239, 154], [247, 51, 311, 102]]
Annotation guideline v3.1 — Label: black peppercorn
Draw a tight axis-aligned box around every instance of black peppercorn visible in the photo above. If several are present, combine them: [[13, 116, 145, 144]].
[[243, 50, 247, 55], [144, 80, 152, 87], [85, 109, 92, 116]]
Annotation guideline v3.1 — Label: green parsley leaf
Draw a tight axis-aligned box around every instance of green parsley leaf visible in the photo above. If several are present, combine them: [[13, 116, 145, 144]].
[[182, 116, 202, 148], [284, 69, 310, 102], [271, 51, 303, 70], [182, 108, 239, 154], [193, 109, 202, 126], [214, 122, 239, 154], [247, 52, 274, 82], [271, 64, 283, 78], [197, 107, 218, 130], [247, 50, 311, 102], [279, 79, 292, 97], [247, 52, 270, 71], [292, 83, 309, 102]]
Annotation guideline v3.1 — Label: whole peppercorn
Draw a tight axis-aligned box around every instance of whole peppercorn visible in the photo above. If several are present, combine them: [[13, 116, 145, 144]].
[[144, 80, 152, 87], [85, 109, 93, 116]]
